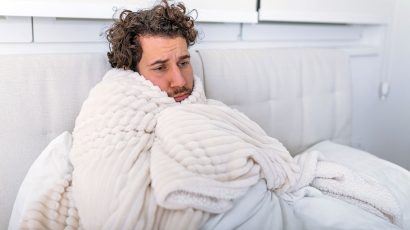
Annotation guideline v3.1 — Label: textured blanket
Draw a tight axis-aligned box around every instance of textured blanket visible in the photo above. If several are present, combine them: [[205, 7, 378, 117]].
[[287, 150, 402, 226], [153, 105, 401, 227], [16, 68, 401, 229], [69, 68, 211, 229], [69, 69, 298, 229], [151, 103, 298, 214]]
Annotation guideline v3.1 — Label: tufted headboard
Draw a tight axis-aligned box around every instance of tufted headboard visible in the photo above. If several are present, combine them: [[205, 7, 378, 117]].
[[0, 48, 351, 227], [196, 48, 352, 154], [0, 53, 111, 227]]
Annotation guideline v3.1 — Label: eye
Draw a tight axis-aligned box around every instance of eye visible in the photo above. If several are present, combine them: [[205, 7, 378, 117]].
[[153, 65, 167, 72], [178, 60, 190, 68]]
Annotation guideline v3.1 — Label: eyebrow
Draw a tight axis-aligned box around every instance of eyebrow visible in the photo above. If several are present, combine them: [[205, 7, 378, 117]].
[[179, 54, 191, 61], [149, 59, 168, 67], [148, 54, 191, 67]]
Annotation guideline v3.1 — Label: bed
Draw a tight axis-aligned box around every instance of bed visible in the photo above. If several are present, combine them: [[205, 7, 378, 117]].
[[1, 48, 409, 229]]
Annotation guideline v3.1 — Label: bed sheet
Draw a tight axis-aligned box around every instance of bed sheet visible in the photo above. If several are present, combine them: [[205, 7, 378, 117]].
[[307, 140, 410, 229], [202, 141, 410, 230], [202, 180, 402, 230]]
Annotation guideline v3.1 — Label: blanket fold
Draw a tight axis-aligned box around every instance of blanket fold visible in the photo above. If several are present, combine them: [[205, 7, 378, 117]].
[[18, 174, 80, 230], [287, 150, 402, 226], [151, 104, 298, 213]]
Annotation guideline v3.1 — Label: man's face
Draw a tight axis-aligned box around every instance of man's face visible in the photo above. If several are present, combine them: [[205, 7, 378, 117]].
[[137, 35, 194, 102]]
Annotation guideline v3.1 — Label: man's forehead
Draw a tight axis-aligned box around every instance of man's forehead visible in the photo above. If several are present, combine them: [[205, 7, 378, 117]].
[[139, 36, 188, 51], [139, 35, 189, 62]]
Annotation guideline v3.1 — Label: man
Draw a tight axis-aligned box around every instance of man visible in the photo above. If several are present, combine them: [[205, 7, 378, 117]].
[[106, 0, 196, 102], [67, 1, 296, 229]]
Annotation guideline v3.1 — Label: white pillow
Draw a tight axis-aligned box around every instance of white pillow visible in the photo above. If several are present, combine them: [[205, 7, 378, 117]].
[[8, 131, 73, 230]]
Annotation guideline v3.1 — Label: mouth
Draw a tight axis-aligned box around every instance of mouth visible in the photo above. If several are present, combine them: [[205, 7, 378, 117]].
[[173, 93, 190, 102]]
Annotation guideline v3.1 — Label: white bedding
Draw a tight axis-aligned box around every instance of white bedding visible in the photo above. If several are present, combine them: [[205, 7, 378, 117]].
[[10, 136, 410, 230], [308, 141, 410, 228], [202, 181, 402, 230], [202, 141, 410, 230]]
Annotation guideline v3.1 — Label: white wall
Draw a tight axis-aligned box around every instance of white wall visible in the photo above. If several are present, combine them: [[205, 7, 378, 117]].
[[356, 0, 410, 168]]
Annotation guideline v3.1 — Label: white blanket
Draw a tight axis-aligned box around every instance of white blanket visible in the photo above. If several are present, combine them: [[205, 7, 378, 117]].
[[289, 150, 401, 225], [151, 103, 298, 213], [202, 180, 403, 230], [14, 68, 402, 229], [69, 69, 298, 229], [69, 69, 211, 230], [154, 104, 401, 227]]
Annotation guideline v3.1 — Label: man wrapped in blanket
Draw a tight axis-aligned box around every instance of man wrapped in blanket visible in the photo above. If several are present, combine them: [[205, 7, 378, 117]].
[[16, 0, 402, 229]]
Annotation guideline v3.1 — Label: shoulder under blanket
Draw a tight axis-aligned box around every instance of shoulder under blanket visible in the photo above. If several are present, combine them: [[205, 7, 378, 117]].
[[69, 69, 297, 229], [69, 69, 212, 229]]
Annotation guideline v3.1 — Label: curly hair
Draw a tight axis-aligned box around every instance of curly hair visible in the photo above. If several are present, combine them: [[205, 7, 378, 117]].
[[106, 0, 198, 72]]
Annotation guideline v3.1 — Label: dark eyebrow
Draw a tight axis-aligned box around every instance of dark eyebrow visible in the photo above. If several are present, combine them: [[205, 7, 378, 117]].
[[179, 54, 190, 61], [148, 59, 168, 67], [148, 54, 190, 67]]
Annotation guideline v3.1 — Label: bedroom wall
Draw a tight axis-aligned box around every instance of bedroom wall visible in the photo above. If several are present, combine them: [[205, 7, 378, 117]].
[[354, 0, 410, 169]]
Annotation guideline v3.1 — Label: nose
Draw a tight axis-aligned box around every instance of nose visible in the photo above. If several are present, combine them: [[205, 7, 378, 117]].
[[169, 65, 186, 88]]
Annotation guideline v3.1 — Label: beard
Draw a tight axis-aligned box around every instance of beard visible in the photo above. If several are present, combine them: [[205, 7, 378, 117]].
[[167, 84, 193, 98]]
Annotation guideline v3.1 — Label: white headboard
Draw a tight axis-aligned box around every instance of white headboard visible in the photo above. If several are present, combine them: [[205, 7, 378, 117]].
[[0, 53, 110, 227], [0, 47, 351, 227], [196, 48, 351, 154]]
